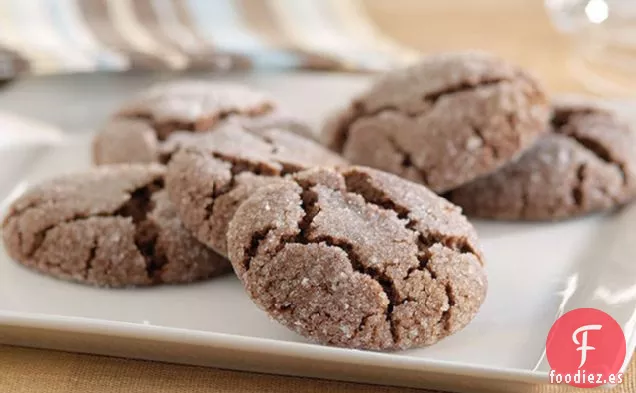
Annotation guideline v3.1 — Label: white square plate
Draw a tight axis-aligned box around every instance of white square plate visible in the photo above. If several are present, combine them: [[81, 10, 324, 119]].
[[1, 76, 636, 392]]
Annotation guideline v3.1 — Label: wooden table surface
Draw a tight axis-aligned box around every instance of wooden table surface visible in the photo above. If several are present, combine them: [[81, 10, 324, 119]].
[[2, 1, 634, 392]]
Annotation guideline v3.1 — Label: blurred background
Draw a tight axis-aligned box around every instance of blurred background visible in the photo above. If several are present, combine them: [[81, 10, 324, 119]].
[[0, 0, 634, 96]]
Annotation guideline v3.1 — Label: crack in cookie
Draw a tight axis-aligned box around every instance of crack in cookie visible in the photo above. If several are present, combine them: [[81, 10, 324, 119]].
[[114, 179, 164, 221], [572, 163, 586, 207], [441, 283, 456, 331], [565, 132, 627, 187], [243, 225, 275, 272], [555, 107, 629, 186], [128, 115, 194, 142], [84, 240, 98, 280], [128, 104, 274, 142], [202, 151, 281, 222], [385, 135, 429, 185], [328, 77, 510, 153], [421, 78, 507, 105]]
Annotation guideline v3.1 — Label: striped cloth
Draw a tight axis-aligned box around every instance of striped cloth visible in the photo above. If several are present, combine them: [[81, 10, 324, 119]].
[[0, 0, 418, 79]]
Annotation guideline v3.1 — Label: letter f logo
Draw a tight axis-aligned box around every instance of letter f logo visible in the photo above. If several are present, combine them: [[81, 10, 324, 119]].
[[572, 324, 602, 368]]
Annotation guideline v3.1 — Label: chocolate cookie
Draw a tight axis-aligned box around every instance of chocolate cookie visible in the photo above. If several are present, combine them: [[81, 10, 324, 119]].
[[166, 122, 347, 257], [2, 164, 230, 287], [93, 80, 314, 165], [227, 166, 487, 351], [322, 51, 549, 193], [446, 98, 636, 220]]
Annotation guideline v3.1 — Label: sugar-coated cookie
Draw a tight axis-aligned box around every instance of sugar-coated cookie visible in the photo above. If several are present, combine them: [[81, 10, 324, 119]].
[[322, 51, 549, 193], [446, 97, 636, 220], [93, 80, 314, 165], [2, 164, 230, 287], [227, 166, 487, 351]]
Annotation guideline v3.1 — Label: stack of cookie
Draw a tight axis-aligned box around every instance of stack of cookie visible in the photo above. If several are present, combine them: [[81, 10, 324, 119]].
[[3, 50, 632, 352]]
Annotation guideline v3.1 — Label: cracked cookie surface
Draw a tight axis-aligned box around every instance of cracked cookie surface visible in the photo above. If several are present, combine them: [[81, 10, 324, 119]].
[[93, 80, 314, 165], [446, 97, 636, 220], [322, 51, 549, 193], [166, 123, 347, 257], [2, 164, 230, 287], [226, 166, 487, 351]]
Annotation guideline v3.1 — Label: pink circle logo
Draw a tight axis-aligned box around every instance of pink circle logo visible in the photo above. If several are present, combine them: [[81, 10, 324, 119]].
[[546, 308, 626, 388]]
